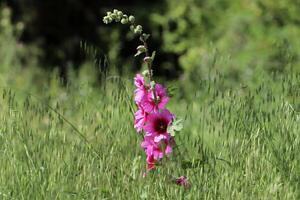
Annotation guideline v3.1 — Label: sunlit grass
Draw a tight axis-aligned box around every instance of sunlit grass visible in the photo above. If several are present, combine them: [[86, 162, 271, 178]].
[[0, 68, 299, 199]]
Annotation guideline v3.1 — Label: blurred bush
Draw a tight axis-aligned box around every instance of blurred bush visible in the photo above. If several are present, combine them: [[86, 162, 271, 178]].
[[2, 0, 300, 82], [151, 0, 300, 80], [5, 0, 162, 81]]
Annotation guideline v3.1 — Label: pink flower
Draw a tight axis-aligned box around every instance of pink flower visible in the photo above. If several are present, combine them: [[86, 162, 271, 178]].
[[143, 109, 173, 142], [146, 154, 156, 171], [134, 74, 148, 104], [132, 73, 178, 173], [134, 74, 145, 88], [141, 84, 169, 113], [141, 136, 164, 160], [175, 176, 190, 188], [141, 137, 173, 172], [141, 135, 175, 159], [134, 108, 147, 132]]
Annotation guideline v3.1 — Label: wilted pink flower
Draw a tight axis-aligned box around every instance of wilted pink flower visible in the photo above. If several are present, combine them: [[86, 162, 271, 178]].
[[143, 109, 173, 142], [146, 154, 156, 171], [175, 176, 190, 188], [141, 84, 169, 113]]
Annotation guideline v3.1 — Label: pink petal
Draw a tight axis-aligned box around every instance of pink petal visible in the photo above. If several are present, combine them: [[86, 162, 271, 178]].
[[165, 144, 172, 154], [154, 134, 166, 143], [134, 74, 145, 88]]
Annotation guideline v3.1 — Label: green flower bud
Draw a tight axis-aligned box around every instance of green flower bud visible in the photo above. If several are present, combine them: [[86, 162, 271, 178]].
[[142, 70, 150, 77], [130, 25, 135, 32], [134, 25, 143, 34], [107, 16, 113, 23], [107, 11, 112, 16], [143, 56, 152, 63], [142, 33, 150, 41], [117, 11, 123, 17], [113, 9, 118, 14], [129, 15, 135, 23], [115, 16, 121, 22], [103, 16, 109, 24], [135, 45, 147, 57], [121, 18, 128, 24], [111, 13, 117, 19], [150, 81, 156, 89], [137, 45, 147, 52]]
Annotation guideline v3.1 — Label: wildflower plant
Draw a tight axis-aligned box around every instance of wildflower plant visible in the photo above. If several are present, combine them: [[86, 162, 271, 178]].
[[103, 9, 188, 187]]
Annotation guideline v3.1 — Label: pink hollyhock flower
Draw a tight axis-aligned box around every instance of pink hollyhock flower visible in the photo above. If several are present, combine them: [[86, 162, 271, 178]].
[[143, 109, 173, 142], [141, 84, 169, 113], [134, 74, 145, 88], [141, 135, 175, 159], [134, 108, 147, 132], [141, 136, 174, 172], [175, 176, 190, 188], [141, 136, 164, 160], [134, 74, 148, 104]]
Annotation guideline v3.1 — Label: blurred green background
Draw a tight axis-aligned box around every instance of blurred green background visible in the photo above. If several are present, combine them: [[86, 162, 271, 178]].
[[1, 0, 299, 84], [0, 2, 299, 199]]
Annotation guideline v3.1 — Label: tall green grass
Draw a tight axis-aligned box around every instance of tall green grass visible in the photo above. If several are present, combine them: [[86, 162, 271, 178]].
[[0, 7, 299, 199], [0, 67, 299, 199]]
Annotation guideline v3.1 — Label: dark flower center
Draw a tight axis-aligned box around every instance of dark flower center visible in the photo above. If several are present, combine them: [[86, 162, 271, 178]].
[[154, 118, 168, 133]]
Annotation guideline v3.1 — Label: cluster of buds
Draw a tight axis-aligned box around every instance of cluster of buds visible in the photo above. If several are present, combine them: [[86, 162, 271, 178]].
[[103, 9, 143, 35]]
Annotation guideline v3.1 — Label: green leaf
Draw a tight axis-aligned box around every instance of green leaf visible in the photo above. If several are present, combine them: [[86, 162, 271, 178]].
[[167, 118, 183, 137], [172, 118, 183, 131], [168, 127, 176, 137]]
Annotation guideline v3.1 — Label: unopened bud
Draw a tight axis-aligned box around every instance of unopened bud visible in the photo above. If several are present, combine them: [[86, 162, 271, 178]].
[[111, 13, 117, 19], [150, 81, 156, 89], [129, 15, 135, 23], [130, 25, 135, 32], [116, 16, 121, 22], [144, 56, 152, 63], [117, 11, 123, 17], [137, 45, 147, 52], [113, 9, 118, 14], [103, 16, 109, 24], [134, 25, 143, 34], [103, 16, 112, 24], [121, 18, 128, 24], [142, 70, 149, 77]]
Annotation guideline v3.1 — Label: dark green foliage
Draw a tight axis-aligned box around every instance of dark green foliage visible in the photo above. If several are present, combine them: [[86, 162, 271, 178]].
[[3, 0, 299, 80], [151, 0, 300, 79]]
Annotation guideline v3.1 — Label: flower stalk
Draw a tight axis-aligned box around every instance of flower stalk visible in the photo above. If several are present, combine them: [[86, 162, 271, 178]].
[[103, 9, 188, 188]]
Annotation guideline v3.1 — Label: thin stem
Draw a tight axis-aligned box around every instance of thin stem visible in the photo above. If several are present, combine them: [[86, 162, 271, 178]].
[[141, 39, 158, 103], [142, 41, 153, 81]]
